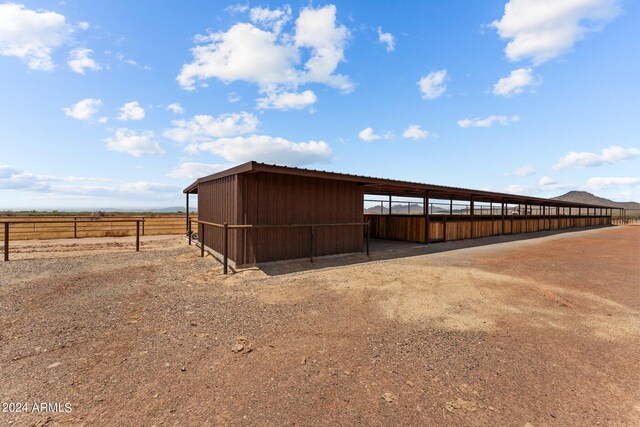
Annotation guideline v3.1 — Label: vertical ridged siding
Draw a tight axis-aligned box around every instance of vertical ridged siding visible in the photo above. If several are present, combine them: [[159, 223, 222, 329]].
[[239, 172, 364, 264], [197, 175, 240, 261]]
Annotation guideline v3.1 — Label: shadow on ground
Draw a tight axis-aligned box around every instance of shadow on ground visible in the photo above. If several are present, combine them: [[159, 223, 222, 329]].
[[241, 225, 614, 276]]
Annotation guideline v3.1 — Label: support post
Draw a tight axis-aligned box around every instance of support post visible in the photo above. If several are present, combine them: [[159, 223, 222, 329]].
[[470, 197, 475, 239], [74, 217, 77, 239], [200, 223, 204, 257], [366, 221, 370, 255], [388, 195, 392, 215], [223, 222, 228, 274], [4, 222, 8, 262], [424, 192, 430, 244], [188, 220, 192, 245], [309, 225, 314, 263], [136, 220, 140, 252], [142, 218, 145, 236], [450, 199, 453, 215], [185, 193, 189, 236], [501, 200, 505, 235]]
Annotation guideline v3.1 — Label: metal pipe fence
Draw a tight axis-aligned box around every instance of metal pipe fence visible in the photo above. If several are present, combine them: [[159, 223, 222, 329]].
[[189, 219, 371, 274], [0, 215, 186, 240], [2, 219, 145, 261]]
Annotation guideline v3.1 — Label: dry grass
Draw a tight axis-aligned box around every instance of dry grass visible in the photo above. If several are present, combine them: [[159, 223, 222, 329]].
[[0, 214, 186, 241]]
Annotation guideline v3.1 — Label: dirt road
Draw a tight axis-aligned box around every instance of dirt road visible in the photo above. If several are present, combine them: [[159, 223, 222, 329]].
[[1, 226, 638, 426]]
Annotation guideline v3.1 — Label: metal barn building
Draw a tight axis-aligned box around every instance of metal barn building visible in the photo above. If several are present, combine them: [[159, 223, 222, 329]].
[[183, 162, 620, 269]]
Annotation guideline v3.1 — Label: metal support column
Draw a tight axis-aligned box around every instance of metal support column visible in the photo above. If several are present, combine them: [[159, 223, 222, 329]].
[[501, 200, 505, 235], [424, 192, 430, 244], [186, 193, 189, 236], [470, 197, 475, 239]]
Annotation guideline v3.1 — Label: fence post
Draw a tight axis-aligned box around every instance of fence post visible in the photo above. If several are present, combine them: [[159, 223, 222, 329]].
[[4, 222, 8, 262], [223, 222, 228, 274], [142, 217, 145, 236], [188, 220, 192, 245], [74, 217, 77, 238], [309, 226, 314, 263], [200, 223, 205, 258], [366, 221, 370, 255], [136, 220, 140, 252]]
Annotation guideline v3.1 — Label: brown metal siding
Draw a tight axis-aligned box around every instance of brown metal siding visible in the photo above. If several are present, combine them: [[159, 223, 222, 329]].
[[239, 172, 364, 264], [197, 175, 240, 262]]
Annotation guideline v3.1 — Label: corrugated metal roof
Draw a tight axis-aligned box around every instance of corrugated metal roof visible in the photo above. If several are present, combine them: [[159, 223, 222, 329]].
[[183, 161, 619, 209]]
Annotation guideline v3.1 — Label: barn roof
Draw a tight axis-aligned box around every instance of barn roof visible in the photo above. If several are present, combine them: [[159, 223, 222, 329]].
[[183, 161, 617, 209]]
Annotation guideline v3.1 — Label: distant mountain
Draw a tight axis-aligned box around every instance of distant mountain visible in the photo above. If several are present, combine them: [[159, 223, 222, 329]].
[[365, 203, 425, 214], [552, 191, 640, 210], [365, 203, 460, 215]]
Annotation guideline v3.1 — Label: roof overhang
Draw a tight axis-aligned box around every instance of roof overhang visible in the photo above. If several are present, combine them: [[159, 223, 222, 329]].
[[182, 161, 619, 209]]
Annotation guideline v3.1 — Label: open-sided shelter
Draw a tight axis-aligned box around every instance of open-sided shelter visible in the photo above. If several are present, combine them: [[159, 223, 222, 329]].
[[184, 161, 621, 268]]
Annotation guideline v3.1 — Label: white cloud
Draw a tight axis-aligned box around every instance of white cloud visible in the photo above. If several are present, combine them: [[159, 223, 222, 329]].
[[78, 21, 90, 31], [249, 5, 291, 34], [257, 89, 317, 110], [294, 5, 351, 91], [0, 165, 49, 191], [402, 125, 429, 140], [553, 146, 640, 171], [493, 68, 541, 97], [377, 27, 395, 52], [63, 98, 102, 121], [228, 92, 241, 103], [117, 101, 145, 121], [0, 165, 185, 207], [358, 127, 381, 142], [104, 129, 164, 157], [491, 0, 621, 65], [0, 165, 109, 193], [226, 4, 249, 14], [503, 176, 574, 195], [164, 112, 259, 143], [457, 115, 520, 128], [168, 162, 229, 179], [585, 177, 640, 191], [418, 69, 447, 100], [67, 48, 101, 74], [507, 165, 537, 177], [167, 103, 184, 114], [178, 22, 297, 90], [176, 5, 352, 101], [186, 135, 332, 166], [115, 53, 150, 70], [538, 176, 572, 191], [0, 3, 73, 70]]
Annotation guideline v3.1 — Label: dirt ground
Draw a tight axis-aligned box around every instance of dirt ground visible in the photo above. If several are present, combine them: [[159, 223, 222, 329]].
[[1, 226, 639, 426]]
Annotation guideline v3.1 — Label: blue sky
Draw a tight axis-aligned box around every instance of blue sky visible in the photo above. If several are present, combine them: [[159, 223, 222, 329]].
[[0, 0, 638, 209]]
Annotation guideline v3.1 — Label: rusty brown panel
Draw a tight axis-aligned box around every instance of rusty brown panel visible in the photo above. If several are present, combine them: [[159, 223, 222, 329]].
[[197, 175, 238, 261], [237, 172, 363, 263]]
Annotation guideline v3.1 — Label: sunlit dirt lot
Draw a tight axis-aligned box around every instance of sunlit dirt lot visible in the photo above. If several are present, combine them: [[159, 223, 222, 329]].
[[1, 226, 638, 426]]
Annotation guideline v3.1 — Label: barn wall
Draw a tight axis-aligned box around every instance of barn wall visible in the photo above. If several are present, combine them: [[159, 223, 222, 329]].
[[197, 175, 241, 262], [237, 172, 364, 264], [366, 214, 611, 243]]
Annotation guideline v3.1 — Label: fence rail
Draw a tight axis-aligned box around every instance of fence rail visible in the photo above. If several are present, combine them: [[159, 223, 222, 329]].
[[189, 219, 370, 274], [2, 219, 145, 261], [0, 215, 186, 240]]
